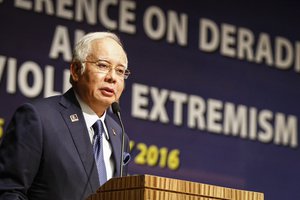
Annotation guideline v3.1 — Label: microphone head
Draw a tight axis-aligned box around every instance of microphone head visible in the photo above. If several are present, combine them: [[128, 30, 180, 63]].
[[111, 102, 121, 114]]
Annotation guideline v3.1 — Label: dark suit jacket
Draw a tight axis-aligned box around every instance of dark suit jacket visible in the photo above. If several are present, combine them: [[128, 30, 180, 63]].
[[0, 89, 130, 200]]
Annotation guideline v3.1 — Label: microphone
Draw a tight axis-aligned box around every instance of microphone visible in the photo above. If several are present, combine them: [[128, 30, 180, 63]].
[[111, 102, 125, 177]]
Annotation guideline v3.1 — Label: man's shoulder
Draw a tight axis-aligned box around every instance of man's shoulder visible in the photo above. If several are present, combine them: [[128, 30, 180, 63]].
[[30, 94, 63, 108], [30, 89, 75, 108]]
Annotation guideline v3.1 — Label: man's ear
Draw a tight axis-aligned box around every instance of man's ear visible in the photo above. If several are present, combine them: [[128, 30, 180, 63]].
[[70, 63, 80, 81]]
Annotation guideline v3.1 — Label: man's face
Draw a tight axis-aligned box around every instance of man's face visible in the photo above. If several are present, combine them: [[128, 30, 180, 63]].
[[72, 38, 127, 116]]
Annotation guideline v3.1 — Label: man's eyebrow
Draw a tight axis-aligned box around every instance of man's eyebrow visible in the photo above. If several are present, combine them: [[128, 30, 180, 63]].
[[96, 57, 127, 68], [96, 58, 110, 62]]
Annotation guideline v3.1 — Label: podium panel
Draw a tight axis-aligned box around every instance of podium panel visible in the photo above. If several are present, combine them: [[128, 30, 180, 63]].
[[87, 174, 264, 200]]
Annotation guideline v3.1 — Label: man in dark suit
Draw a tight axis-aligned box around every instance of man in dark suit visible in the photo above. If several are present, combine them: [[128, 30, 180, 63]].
[[0, 32, 131, 200]]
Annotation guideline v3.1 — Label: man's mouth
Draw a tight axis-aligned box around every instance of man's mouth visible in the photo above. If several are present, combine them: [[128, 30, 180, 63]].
[[100, 87, 115, 97]]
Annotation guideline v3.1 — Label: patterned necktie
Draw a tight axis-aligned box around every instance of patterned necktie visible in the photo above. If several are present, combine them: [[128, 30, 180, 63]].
[[92, 120, 107, 186]]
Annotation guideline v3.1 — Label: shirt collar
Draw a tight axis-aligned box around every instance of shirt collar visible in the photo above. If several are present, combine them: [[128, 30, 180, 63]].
[[74, 91, 109, 139]]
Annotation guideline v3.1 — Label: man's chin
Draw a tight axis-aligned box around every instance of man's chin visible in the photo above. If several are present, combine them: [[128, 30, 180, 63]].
[[98, 97, 115, 107]]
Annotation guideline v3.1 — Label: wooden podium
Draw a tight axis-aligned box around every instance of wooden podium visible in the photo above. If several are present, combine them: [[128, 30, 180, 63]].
[[87, 174, 264, 200]]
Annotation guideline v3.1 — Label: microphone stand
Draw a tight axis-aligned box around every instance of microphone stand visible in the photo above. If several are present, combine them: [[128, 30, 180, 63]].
[[111, 102, 125, 177]]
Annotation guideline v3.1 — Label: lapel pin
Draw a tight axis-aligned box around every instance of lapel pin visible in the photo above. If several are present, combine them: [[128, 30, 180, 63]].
[[112, 128, 117, 135], [70, 114, 79, 122]]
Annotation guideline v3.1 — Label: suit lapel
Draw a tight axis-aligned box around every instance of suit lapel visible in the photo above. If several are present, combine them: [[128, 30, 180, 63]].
[[105, 115, 122, 177], [59, 89, 100, 191]]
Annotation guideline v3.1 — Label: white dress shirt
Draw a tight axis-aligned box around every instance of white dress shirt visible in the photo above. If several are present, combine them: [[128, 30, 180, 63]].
[[74, 92, 115, 180]]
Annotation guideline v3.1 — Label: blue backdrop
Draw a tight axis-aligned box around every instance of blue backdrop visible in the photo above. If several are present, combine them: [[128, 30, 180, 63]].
[[0, 1, 299, 199]]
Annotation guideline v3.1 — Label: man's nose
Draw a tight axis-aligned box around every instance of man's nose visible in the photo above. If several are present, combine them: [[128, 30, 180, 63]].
[[105, 68, 117, 82]]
